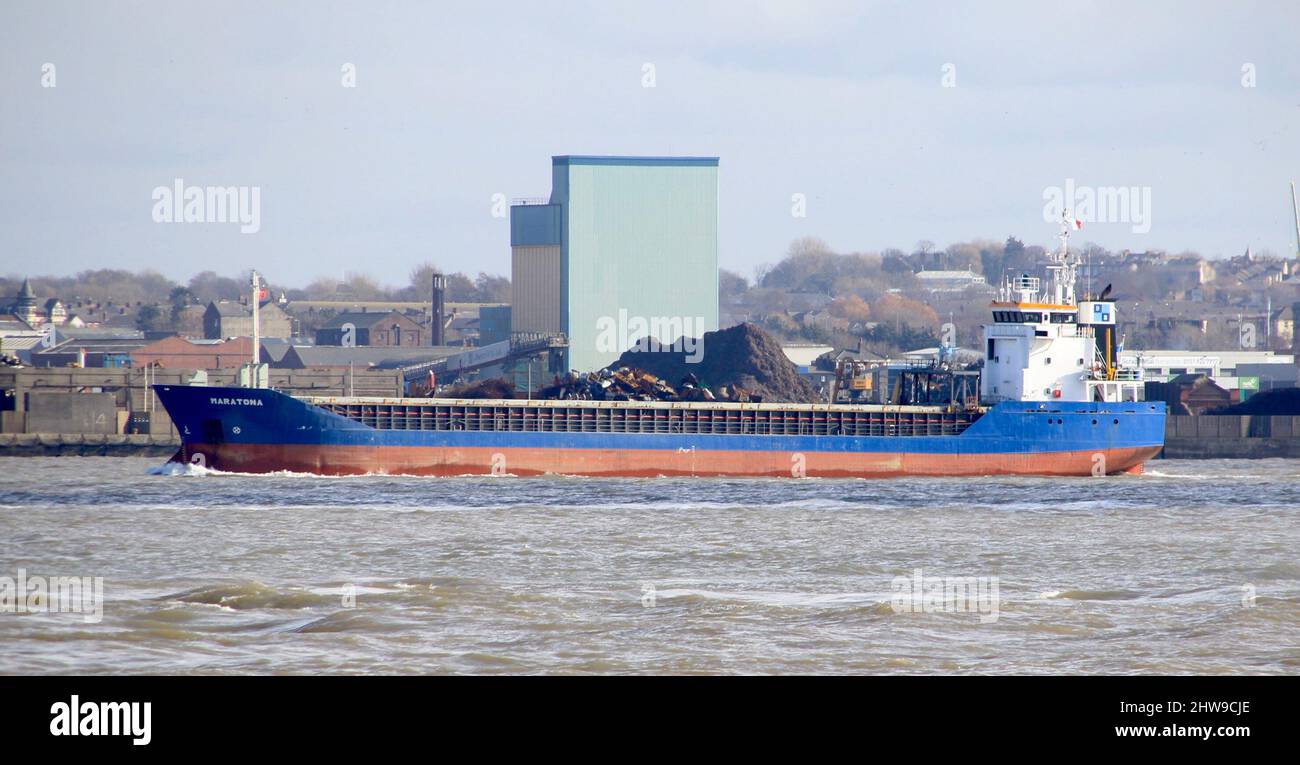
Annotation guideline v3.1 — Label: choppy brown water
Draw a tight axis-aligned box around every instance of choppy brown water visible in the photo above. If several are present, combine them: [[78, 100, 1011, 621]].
[[1, 456, 1297, 674]]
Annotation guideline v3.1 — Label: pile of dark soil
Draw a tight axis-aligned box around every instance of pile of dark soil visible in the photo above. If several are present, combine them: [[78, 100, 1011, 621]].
[[606, 322, 818, 403], [1207, 387, 1300, 415], [441, 378, 518, 400]]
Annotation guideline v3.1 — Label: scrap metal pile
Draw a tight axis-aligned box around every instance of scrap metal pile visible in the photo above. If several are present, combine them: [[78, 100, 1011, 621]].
[[538, 368, 763, 403]]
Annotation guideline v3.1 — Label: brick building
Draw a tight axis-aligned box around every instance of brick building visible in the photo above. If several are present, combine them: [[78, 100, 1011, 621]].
[[132, 336, 253, 369], [204, 300, 293, 340], [316, 310, 425, 347]]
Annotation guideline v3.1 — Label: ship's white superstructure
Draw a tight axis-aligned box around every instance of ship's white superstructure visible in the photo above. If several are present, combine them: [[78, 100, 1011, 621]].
[[980, 218, 1143, 403]]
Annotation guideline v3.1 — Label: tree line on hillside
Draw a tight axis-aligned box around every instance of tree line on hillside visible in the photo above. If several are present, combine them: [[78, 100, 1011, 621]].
[[726, 235, 1049, 307], [0, 263, 512, 332], [6, 234, 1288, 354], [721, 235, 1290, 354], [718, 236, 1047, 353]]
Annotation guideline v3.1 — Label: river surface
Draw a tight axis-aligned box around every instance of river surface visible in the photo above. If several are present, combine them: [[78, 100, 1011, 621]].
[[1, 456, 1297, 674]]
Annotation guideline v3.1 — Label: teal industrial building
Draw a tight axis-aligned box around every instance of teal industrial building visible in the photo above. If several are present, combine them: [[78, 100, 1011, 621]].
[[509, 156, 720, 374]]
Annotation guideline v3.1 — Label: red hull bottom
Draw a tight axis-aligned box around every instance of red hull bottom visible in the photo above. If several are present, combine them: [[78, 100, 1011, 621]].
[[181, 443, 1162, 478]]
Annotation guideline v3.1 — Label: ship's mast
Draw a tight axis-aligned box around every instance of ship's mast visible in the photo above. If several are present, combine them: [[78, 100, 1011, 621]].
[[1046, 214, 1080, 306], [251, 269, 261, 368]]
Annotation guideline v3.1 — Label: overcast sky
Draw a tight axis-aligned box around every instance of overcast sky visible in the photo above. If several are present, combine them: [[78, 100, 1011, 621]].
[[3, 1, 1299, 287]]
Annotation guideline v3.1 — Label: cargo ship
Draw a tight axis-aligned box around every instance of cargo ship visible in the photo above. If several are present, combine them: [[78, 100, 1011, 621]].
[[154, 221, 1165, 477]]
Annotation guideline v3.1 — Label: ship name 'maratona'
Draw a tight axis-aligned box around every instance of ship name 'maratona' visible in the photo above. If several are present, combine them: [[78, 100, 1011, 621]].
[[209, 397, 264, 406]]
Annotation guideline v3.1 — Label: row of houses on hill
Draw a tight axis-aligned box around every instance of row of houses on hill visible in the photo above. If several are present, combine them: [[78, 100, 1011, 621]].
[[202, 300, 497, 347]]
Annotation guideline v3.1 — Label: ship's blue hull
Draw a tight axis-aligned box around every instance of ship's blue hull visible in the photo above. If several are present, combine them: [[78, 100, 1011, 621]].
[[154, 385, 1166, 477]]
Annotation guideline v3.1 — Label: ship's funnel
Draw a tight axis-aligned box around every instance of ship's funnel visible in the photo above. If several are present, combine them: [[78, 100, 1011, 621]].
[[1079, 300, 1117, 378]]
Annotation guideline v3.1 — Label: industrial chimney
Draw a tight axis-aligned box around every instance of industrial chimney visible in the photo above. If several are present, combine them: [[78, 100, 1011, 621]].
[[431, 272, 446, 346]]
